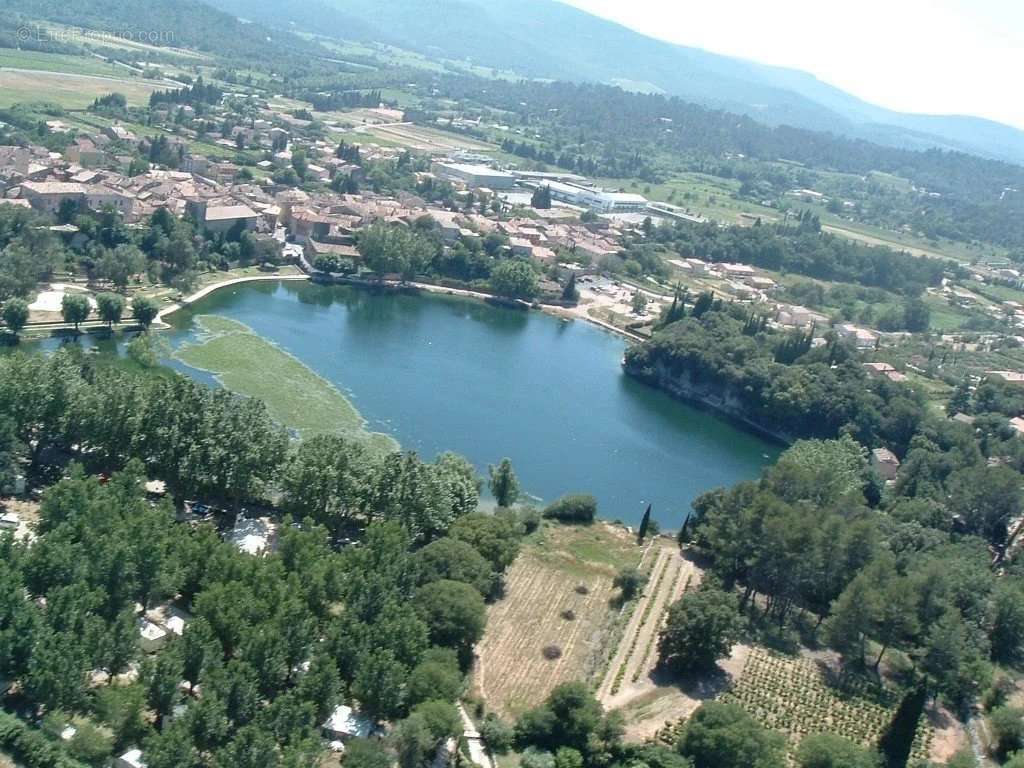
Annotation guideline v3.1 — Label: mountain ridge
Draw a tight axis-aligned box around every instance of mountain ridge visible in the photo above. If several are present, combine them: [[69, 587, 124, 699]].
[[204, 0, 1024, 165]]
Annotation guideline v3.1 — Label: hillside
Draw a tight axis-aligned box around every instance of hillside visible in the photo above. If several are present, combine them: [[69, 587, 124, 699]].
[[4, 0, 328, 65], [204, 0, 1024, 165]]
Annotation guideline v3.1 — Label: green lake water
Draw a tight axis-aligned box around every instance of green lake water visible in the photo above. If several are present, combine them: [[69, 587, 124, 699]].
[[30, 280, 781, 527]]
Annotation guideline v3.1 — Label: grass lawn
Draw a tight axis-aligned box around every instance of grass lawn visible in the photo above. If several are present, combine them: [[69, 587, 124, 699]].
[[922, 295, 977, 332], [173, 315, 397, 453]]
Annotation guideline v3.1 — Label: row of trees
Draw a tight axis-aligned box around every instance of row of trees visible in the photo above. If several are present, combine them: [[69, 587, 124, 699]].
[[353, 221, 539, 299]]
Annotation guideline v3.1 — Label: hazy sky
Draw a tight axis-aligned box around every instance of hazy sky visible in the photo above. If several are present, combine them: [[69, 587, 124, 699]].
[[560, 0, 1024, 129]]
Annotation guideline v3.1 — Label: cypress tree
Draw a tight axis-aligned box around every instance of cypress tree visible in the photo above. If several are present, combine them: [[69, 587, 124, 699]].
[[637, 504, 651, 544]]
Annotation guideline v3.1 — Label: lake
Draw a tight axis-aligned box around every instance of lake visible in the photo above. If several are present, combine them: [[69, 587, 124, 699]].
[[32, 280, 781, 527]]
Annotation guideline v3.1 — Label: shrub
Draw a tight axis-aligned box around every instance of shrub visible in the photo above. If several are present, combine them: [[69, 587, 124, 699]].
[[543, 494, 597, 523], [542, 645, 563, 660]]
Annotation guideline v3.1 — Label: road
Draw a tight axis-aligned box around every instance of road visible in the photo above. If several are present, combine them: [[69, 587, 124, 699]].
[[458, 704, 493, 768]]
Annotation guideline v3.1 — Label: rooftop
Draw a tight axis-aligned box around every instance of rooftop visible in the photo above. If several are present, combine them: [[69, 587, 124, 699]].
[[205, 204, 258, 222]]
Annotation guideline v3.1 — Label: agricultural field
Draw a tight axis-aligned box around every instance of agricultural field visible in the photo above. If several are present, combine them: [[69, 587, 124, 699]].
[[0, 49, 130, 76], [473, 522, 643, 718], [656, 647, 943, 763], [598, 544, 697, 709], [365, 122, 496, 153], [172, 314, 397, 453], [0, 69, 164, 109]]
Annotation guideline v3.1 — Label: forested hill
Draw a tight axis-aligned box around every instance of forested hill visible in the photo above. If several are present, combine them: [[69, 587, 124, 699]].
[[4, 0, 328, 64], [204, 0, 1024, 165], [422, 78, 1024, 251]]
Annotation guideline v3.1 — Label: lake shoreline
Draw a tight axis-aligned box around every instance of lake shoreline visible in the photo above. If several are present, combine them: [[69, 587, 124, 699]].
[[158, 274, 783, 457], [156, 272, 649, 345]]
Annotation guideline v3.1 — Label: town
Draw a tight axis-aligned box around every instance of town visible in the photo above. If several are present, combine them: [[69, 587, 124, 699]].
[[3, 3, 1024, 768]]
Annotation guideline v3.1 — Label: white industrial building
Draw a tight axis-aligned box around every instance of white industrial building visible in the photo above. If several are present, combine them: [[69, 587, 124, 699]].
[[538, 180, 648, 213]]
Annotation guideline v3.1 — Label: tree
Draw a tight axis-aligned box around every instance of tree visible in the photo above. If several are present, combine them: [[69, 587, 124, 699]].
[[96, 293, 125, 329], [61, 293, 91, 331], [658, 584, 742, 673], [488, 458, 520, 508], [631, 291, 648, 315], [213, 726, 280, 768], [2, 298, 29, 338], [531, 186, 552, 209], [449, 512, 521, 573], [989, 707, 1024, 760], [543, 494, 597, 523], [391, 712, 435, 768], [637, 504, 652, 543], [144, 648, 183, 729], [414, 579, 486, 652], [407, 648, 463, 707], [412, 700, 461, 743], [990, 582, 1024, 664], [920, 609, 987, 704], [131, 296, 159, 329], [677, 702, 786, 768], [613, 567, 646, 601], [414, 537, 493, 596], [490, 260, 538, 300], [515, 682, 602, 752], [562, 273, 578, 302], [795, 733, 880, 768], [280, 434, 370, 532], [947, 376, 972, 416], [344, 738, 393, 768], [482, 715, 515, 754], [554, 747, 584, 768], [95, 684, 148, 751], [902, 297, 931, 332], [353, 648, 408, 721], [98, 245, 146, 289], [948, 465, 1022, 544]]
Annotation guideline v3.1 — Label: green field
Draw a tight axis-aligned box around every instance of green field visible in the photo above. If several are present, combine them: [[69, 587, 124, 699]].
[[174, 315, 398, 453], [0, 49, 130, 76], [0, 69, 164, 109]]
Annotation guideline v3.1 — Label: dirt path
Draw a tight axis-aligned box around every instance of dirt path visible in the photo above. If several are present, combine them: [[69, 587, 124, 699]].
[[597, 543, 698, 709]]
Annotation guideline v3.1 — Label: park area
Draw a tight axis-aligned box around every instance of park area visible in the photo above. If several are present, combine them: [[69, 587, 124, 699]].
[[473, 522, 644, 718]]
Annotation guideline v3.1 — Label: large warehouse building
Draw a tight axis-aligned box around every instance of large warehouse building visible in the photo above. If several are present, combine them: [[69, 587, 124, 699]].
[[432, 162, 517, 190]]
